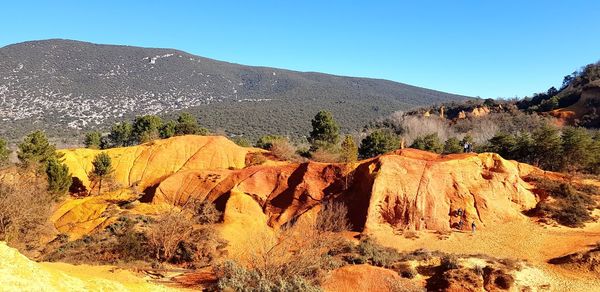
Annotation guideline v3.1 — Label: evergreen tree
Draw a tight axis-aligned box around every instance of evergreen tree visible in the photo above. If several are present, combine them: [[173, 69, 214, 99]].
[[132, 115, 163, 143], [531, 124, 562, 171], [411, 133, 443, 153], [84, 131, 102, 149], [90, 152, 114, 196], [513, 133, 535, 165], [175, 112, 208, 135], [0, 138, 10, 166], [17, 130, 57, 168], [486, 132, 517, 158], [309, 110, 340, 150], [561, 127, 593, 172], [46, 157, 72, 198], [160, 120, 177, 139], [340, 135, 358, 163], [359, 129, 400, 158], [108, 122, 133, 147], [443, 137, 463, 154]]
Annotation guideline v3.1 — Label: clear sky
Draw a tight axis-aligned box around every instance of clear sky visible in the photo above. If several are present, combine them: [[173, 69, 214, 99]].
[[1, 1, 599, 98]]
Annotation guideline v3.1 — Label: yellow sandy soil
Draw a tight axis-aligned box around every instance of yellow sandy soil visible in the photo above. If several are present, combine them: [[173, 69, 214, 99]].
[[0, 242, 177, 292]]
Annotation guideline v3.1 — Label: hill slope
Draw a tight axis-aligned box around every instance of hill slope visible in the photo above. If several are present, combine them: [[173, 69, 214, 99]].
[[0, 39, 469, 140]]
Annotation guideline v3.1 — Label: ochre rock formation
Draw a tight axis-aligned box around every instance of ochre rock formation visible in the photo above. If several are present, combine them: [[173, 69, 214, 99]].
[[54, 135, 546, 239], [59, 135, 261, 192]]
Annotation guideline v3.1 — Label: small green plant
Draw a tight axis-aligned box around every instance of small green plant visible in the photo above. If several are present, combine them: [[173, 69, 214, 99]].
[[356, 236, 401, 267]]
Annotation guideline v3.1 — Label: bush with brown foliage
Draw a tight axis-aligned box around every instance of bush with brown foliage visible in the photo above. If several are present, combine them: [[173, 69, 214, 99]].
[[0, 171, 54, 254], [217, 201, 352, 290], [269, 139, 303, 161]]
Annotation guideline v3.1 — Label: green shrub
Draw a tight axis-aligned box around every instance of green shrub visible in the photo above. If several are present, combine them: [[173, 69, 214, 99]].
[[255, 135, 286, 150], [356, 236, 401, 267], [443, 137, 463, 154], [359, 129, 400, 158], [215, 260, 321, 292], [411, 133, 444, 153]]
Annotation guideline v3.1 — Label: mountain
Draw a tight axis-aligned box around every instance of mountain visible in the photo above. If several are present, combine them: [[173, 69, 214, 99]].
[[0, 39, 470, 141]]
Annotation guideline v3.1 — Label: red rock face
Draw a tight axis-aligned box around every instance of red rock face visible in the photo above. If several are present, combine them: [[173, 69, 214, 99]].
[[151, 144, 539, 232]]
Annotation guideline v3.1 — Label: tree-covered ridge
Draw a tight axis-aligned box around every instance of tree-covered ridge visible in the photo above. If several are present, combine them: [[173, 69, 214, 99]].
[[0, 39, 469, 141]]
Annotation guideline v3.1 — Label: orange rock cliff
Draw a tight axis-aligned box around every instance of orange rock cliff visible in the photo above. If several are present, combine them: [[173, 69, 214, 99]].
[[53, 135, 543, 240]]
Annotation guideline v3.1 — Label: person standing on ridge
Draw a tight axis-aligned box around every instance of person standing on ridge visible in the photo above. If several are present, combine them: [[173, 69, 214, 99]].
[[471, 221, 476, 234]]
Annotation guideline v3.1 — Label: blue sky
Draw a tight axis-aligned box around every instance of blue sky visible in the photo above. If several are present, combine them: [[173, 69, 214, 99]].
[[1, 1, 599, 98]]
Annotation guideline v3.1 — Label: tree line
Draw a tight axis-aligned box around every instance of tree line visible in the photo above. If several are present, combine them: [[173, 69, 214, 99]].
[[84, 112, 208, 149], [0, 131, 116, 198]]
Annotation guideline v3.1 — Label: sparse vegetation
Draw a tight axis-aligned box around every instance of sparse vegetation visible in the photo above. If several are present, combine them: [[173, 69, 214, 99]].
[[215, 201, 351, 290], [526, 175, 598, 227], [0, 139, 11, 166], [0, 172, 54, 254]]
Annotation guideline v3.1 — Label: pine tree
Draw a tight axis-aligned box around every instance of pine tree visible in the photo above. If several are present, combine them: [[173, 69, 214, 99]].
[[84, 131, 102, 149], [175, 112, 208, 135], [309, 110, 340, 150], [486, 132, 517, 158], [108, 122, 133, 147], [17, 130, 57, 168], [46, 157, 72, 199], [561, 127, 593, 172], [531, 124, 562, 171], [340, 135, 358, 163], [90, 152, 114, 196], [359, 129, 400, 158], [132, 115, 163, 143]]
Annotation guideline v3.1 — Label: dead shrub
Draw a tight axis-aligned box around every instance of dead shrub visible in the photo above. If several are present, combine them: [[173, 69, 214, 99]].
[[147, 211, 194, 261], [245, 153, 267, 166], [316, 201, 352, 232], [191, 200, 222, 224], [403, 230, 419, 239], [223, 203, 352, 289], [147, 211, 226, 266], [0, 171, 54, 253], [270, 139, 301, 161], [310, 147, 341, 163]]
